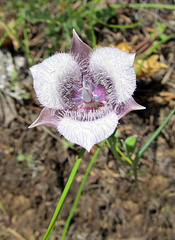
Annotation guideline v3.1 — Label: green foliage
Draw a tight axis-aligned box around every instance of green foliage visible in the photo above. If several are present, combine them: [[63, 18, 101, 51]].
[[17, 153, 25, 161], [122, 135, 137, 158], [150, 22, 167, 40], [135, 22, 175, 74], [3, 0, 142, 57], [10, 70, 18, 80], [0, 201, 5, 211], [108, 108, 175, 181], [0, 1, 174, 63], [17, 153, 34, 168]]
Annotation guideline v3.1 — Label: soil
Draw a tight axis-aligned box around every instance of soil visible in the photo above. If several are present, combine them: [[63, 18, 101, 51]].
[[0, 4, 175, 240]]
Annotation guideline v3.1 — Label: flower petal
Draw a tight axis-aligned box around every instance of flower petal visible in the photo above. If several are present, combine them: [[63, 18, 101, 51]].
[[116, 97, 145, 120], [89, 47, 136, 104], [30, 53, 81, 109], [28, 107, 60, 128], [71, 29, 92, 63], [57, 112, 118, 152]]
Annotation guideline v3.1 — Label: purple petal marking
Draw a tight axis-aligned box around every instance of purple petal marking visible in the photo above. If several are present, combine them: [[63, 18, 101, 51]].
[[93, 85, 106, 101], [82, 88, 92, 102], [89, 48, 136, 104], [28, 107, 60, 128], [30, 53, 81, 110], [71, 29, 92, 62], [116, 97, 145, 120]]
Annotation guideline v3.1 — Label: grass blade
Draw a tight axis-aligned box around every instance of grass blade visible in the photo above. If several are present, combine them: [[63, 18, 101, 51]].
[[81, 3, 175, 17], [0, 18, 22, 47], [134, 108, 175, 167], [0, 17, 26, 52]]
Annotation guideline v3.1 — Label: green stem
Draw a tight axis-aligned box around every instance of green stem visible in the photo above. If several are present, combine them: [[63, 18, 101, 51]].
[[42, 148, 86, 240], [76, 0, 101, 14], [61, 141, 105, 240]]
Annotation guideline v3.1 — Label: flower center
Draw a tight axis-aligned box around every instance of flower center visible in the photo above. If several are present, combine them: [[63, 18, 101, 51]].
[[72, 75, 106, 108], [66, 76, 111, 121]]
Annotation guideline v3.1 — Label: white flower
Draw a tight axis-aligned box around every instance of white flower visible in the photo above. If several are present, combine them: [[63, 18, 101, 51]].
[[29, 30, 145, 152]]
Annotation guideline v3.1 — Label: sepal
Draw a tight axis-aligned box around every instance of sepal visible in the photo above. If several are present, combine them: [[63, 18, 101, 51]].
[[29, 108, 60, 128]]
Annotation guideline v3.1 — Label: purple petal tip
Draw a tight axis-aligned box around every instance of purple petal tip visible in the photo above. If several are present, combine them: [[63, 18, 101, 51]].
[[71, 29, 92, 62], [117, 97, 145, 120], [28, 108, 60, 129]]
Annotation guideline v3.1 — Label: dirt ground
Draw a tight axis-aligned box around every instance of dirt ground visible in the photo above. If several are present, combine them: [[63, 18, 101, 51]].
[[0, 4, 175, 240]]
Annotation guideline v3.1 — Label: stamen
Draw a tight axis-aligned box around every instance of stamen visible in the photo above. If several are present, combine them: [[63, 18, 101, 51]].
[[72, 97, 82, 102], [73, 85, 82, 94], [83, 75, 87, 87], [82, 88, 92, 103], [90, 82, 95, 92]]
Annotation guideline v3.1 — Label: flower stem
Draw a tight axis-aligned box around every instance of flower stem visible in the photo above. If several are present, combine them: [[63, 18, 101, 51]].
[[42, 148, 86, 240], [61, 141, 105, 240]]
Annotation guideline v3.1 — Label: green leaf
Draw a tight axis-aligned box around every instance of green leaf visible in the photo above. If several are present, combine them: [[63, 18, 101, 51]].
[[114, 129, 120, 138], [156, 22, 166, 35], [0, 201, 4, 210], [44, 27, 51, 35], [17, 154, 25, 162], [124, 135, 137, 156], [26, 155, 32, 162]]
